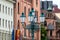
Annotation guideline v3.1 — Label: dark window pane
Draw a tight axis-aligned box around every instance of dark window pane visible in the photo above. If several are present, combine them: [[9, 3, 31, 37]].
[[42, 1, 44, 9], [24, 7, 26, 15], [36, 0, 38, 6], [28, 8, 30, 14], [50, 30, 52, 36], [18, 2, 19, 14]]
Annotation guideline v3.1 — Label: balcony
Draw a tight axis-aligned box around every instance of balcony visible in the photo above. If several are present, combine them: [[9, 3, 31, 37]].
[[6, 0, 16, 3], [45, 13, 55, 19], [47, 36, 60, 40], [48, 36, 60, 40]]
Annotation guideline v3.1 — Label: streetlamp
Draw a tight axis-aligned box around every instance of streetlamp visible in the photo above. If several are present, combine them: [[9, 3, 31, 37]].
[[20, 12, 26, 24], [20, 8, 40, 40], [40, 13, 45, 23], [40, 12, 47, 40], [20, 12, 26, 37]]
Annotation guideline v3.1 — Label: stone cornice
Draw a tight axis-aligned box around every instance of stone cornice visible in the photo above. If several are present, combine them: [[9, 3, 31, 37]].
[[6, 0, 16, 3]]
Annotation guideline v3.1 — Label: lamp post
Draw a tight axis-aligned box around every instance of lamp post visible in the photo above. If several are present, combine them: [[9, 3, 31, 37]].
[[20, 12, 26, 37], [40, 12, 47, 40], [20, 8, 40, 40]]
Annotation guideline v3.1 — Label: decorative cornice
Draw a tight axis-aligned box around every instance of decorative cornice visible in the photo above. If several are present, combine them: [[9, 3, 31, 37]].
[[6, 0, 16, 3]]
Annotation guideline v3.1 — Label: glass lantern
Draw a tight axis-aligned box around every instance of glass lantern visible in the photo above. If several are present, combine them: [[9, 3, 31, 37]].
[[20, 12, 26, 23], [28, 12, 33, 22], [34, 16, 37, 22], [31, 8, 35, 16], [40, 13, 45, 22]]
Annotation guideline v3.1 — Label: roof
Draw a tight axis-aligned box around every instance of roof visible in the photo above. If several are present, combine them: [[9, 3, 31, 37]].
[[55, 13, 60, 22]]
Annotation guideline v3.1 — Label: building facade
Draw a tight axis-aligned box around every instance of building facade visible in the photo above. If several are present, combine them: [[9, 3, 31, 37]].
[[52, 5, 60, 40], [40, 0, 57, 40], [41, 3, 60, 40], [14, 0, 40, 40], [0, 0, 15, 40]]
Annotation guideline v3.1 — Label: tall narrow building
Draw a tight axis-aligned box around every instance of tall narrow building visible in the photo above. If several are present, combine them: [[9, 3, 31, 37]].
[[0, 0, 15, 40], [14, 0, 40, 40]]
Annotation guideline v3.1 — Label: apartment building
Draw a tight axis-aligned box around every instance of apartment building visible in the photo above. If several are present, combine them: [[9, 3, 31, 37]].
[[0, 0, 15, 40]]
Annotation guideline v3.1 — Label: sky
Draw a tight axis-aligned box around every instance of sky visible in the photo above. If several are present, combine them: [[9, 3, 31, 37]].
[[53, 0, 60, 9]]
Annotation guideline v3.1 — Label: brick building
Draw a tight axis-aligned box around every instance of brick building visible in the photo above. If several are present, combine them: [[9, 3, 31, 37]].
[[14, 0, 40, 40], [53, 5, 60, 40], [41, 4, 60, 40], [40, 1, 56, 40]]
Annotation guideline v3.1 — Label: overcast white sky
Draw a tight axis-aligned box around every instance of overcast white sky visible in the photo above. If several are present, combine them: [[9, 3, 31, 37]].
[[53, 0, 60, 9]]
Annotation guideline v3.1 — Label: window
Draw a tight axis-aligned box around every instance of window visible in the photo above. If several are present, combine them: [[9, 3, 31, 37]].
[[11, 21, 12, 28], [24, 7, 26, 15], [11, 8, 13, 16], [0, 4, 1, 12], [3, 5, 4, 13], [50, 30, 52, 36], [18, 2, 19, 14], [42, 1, 44, 9], [2, 19, 4, 27], [8, 8, 10, 15], [8, 21, 10, 28], [0, 32, 2, 40], [5, 7, 7, 14], [27, 0, 32, 3], [5, 20, 7, 28], [28, 8, 30, 14], [36, 0, 38, 6], [0, 18, 1, 26]]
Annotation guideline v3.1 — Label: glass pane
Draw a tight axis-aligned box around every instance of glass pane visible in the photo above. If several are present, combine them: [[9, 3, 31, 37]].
[[35, 17, 37, 22], [20, 17, 23, 22], [28, 16, 30, 21], [20, 17, 25, 22], [28, 16, 33, 21], [23, 17, 25, 22], [30, 16, 33, 21], [40, 17, 45, 22], [32, 12, 35, 16]]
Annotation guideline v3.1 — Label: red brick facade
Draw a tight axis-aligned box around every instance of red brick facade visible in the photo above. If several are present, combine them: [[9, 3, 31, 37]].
[[14, 0, 40, 40]]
